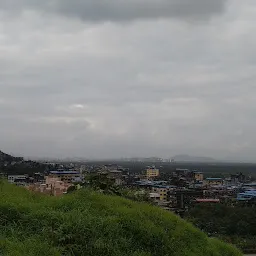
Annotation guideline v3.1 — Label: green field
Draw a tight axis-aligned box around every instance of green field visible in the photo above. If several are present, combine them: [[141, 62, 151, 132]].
[[0, 182, 242, 256]]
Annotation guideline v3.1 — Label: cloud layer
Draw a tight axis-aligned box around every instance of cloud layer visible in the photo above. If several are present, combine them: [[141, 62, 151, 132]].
[[1, 0, 256, 161], [1, 0, 227, 21]]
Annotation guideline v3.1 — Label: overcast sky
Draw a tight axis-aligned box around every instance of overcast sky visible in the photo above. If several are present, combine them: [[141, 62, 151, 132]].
[[0, 0, 256, 161]]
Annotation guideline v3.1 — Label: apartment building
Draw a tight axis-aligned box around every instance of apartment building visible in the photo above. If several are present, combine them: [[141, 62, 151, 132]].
[[8, 175, 27, 184], [193, 171, 204, 181], [27, 176, 72, 196], [205, 178, 223, 186], [152, 185, 175, 201], [146, 167, 159, 180], [48, 170, 81, 183]]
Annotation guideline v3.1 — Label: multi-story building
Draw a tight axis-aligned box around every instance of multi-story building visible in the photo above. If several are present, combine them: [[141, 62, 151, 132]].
[[152, 185, 175, 201], [48, 170, 81, 183], [28, 176, 72, 196], [8, 175, 27, 184], [146, 167, 159, 180], [205, 178, 223, 186], [193, 171, 204, 181], [173, 168, 189, 178], [237, 190, 256, 201]]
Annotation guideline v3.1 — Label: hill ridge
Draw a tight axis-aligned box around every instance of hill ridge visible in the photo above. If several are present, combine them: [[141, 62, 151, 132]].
[[0, 150, 23, 163]]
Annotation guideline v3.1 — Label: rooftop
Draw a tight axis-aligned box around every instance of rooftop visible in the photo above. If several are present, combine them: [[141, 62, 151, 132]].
[[243, 182, 256, 187], [152, 185, 177, 189], [195, 199, 220, 203], [50, 171, 80, 175], [149, 193, 160, 197], [238, 191, 256, 196]]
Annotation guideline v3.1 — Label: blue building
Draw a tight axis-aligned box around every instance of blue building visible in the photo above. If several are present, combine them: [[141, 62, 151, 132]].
[[237, 190, 256, 201]]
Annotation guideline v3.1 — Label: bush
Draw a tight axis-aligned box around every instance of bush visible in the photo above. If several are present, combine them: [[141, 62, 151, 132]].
[[185, 203, 256, 250]]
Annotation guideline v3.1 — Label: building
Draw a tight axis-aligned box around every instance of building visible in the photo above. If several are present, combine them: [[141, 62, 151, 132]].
[[8, 175, 27, 184], [242, 182, 256, 190], [149, 192, 160, 201], [152, 185, 176, 201], [173, 169, 189, 178], [146, 167, 159, 180], [33, 172, 45, 183], [193, 171, 204, 181], [205, 178, 223, 186], [195, 198, 220, 203], [152, 186, 168, 200], [230, 173, 246, 184], [107, 170, 123, 185], [28, 176, 72, 196], [48, 171, 81, 183], [237, 190, 256, 201]]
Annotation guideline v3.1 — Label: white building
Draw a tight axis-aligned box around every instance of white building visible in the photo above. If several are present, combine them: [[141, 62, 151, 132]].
[[8, 175, 27, 184]]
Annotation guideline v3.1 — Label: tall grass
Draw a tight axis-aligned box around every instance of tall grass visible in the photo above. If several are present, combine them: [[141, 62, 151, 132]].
[[0, 182, 242, 256]]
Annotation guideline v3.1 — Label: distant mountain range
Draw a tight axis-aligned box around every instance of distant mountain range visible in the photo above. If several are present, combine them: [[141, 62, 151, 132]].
[[172, 155, 216, 163]]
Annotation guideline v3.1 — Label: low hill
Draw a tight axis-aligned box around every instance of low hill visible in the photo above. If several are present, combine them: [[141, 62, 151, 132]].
[[2, 160, 46, 175], [0, 183, 242, 256], [0, 150, 45, 175], [0, 150, 23, 163]]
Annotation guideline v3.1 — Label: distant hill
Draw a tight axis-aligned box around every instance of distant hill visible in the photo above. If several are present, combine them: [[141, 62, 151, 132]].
[[0, 150, 23, 163], [0, 150, 45, 175], [173, 154, 216, 162]]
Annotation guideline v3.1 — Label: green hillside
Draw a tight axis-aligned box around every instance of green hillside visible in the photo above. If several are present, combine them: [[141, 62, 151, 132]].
[[0, 182, 242, 256]]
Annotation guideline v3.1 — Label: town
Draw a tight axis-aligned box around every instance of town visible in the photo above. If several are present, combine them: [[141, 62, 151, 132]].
[[2, 156, 256, 215], [1, 150, 256, 253]]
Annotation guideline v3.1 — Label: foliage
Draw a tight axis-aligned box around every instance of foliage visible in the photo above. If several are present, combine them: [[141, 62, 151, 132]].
[[120, 188, 151, 202], [0, 182, 242, 256], [185, 203, 256, 251], [85, 173, 121, 196], [0, 177, 4, 191], [85, 174, 150, 202], [2, 161, 46, 175], [66, 185, 76, 194]]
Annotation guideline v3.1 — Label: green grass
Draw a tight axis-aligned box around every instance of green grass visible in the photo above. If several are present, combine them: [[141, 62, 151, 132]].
[[0, 182, 242, 256]]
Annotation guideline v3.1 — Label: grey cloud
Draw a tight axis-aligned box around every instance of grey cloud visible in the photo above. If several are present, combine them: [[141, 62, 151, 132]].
[[1, 1, 256, 161], [1, 0, 227, 21]]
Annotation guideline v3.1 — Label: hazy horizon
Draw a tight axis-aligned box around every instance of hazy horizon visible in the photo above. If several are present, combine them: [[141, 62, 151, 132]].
[[1, 0, 256, 161], [5, 151, 256, 164]]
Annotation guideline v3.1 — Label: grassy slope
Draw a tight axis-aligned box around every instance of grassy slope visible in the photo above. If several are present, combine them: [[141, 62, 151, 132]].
[[0, 183, 242, 256]]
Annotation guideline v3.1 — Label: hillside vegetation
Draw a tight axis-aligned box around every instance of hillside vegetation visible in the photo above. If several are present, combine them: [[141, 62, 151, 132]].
[[0, 183, 242, 256], [0, 150, 45, 175], [0, 151, 23, 162], [186, 204, 256, 252]]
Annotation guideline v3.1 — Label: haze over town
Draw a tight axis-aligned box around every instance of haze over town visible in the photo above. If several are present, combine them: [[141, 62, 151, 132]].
[[1, 0, 256, 162]]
